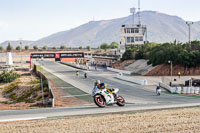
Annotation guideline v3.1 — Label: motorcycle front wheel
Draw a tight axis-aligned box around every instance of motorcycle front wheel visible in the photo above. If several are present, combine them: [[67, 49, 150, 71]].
[[94, 94, 106, 108], [116, 95, 125, 106]]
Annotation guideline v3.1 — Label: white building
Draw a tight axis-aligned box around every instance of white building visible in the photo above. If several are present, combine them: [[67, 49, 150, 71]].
[[120, 24, 147, 53], [120, 6, 147, 54]]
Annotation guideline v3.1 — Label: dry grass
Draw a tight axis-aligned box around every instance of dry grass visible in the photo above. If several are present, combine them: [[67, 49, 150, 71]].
[[0, 107, 200, 133]]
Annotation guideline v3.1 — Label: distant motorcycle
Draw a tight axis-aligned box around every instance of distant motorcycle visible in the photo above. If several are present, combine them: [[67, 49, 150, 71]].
[[156, 87, 161, 96], [93, 88, 125, 108]]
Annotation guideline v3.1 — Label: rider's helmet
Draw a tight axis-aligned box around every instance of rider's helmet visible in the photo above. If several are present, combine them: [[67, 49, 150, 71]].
[[94, 80, 100, 86], [99, 83, 105, 89]]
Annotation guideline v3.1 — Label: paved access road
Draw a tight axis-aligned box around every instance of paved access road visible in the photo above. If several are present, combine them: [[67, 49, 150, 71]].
[[0, 60, 199, 122]]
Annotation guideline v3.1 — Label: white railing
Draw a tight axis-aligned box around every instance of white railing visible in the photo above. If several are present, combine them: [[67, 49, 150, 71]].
[[116, 74, 147, 85], [107, 67, 132, 75], [48, 80, 55, 108]]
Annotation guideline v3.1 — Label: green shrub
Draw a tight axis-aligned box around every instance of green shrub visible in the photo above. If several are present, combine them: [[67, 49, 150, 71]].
[[3, 82, 19, 94], [25, 98, 35, 103], [16, 85, 40, 102], [9, 93, 17, 100], [0, 71, 20, 83], [36, 95, 42, 101], [27, 80, 40, 85], [43, 80, 48, 88]]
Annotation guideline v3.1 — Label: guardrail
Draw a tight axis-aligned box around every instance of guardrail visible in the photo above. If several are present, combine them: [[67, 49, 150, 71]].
[[48, 81, 54, 108], [116, 74, 148, 85], [107, 67, 132, 75], [34, 64, 55, 107]]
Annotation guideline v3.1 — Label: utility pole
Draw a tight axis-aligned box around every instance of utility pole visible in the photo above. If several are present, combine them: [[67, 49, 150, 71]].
[[40, 57, 45, 105], [20, 41, 22, 68], [186, 22, 193, 51], [168, 60, 172, 86]]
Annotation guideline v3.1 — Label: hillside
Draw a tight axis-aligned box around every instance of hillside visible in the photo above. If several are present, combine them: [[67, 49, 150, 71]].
[[146, 64, 200, 76], [30, 11, 200, 48]]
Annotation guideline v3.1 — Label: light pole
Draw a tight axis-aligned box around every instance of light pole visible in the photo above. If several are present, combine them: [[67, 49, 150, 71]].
[[168, 60, 172, 86], [186, 21, 193, 50], [40, 57, 45, 105], [20, 41, 22, 68]]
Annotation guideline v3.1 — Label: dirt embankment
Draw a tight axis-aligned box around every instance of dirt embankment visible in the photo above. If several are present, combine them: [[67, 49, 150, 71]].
[[146, 64, 200, 76], [0, 71, 51, 110], [0, 107, 200, 132], [112, 60, 135, 70]]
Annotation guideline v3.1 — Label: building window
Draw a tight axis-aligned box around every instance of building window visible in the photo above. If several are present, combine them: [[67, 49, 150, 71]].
[[135, 37, 139, 41], [127, 37, 131, 43], [124, 29, 126, 33], [134, 28, 139, 33], [127, 28, 131, 33], [139, 37, 143, 41], [127, 37, 134, 43], [131, 37, 134, 43], [131, 28, 134, 33]]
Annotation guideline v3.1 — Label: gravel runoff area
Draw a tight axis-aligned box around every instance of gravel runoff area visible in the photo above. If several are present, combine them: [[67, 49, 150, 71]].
[[0, 107, 200, 133]]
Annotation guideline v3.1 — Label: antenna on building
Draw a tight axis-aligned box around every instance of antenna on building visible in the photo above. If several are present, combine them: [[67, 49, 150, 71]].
[[138, 0, 141, 25], [130, 7, 136, 25]]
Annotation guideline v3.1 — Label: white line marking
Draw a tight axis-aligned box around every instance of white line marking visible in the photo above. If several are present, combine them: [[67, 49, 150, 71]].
[[0, 117, 46, 122]]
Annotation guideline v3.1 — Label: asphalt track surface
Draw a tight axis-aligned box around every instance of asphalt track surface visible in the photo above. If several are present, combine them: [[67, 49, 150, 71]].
[[0, 60, 199, 121]]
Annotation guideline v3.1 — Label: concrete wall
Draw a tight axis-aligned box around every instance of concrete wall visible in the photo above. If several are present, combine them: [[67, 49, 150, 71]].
[[116, 74, 148, 85], [107, 67, 132, 75]]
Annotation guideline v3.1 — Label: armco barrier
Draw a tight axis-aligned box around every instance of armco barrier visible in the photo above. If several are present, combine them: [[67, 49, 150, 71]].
[[48, 81, 54, 108], [107, 67, 132, 75], [116, 74, 147, 85], [34, 64, 54, 107]]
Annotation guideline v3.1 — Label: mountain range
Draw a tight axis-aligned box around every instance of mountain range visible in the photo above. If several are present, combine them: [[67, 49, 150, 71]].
[[1, 11, 200, 48]]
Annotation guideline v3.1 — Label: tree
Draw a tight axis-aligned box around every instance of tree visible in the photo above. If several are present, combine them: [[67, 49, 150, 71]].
[[110, 42, 120, 49], [42, 45, 48, 50], [100, 43, 109, 50], [60, 45, 66, 50], [86, 46, 91, 51], [52, 46, 56, 50], [25, 45, 29, 50], [79, 46, 82, 50], [16, 46, 21, 51], [121, 49, 136, 61], [6, 43, 13, 51], [70, 47, 72, 50], [33, 45, 38, 51], [0, 46, 4, 51]]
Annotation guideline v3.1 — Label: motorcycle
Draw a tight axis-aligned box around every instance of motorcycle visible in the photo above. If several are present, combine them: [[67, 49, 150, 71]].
[[156, 88, 161, 96], [93, 88, 125, 108]]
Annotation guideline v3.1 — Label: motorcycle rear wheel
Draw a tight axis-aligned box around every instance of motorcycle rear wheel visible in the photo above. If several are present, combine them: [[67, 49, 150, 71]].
[[116, 95, 125, 106], [94, 94, 106, 108]]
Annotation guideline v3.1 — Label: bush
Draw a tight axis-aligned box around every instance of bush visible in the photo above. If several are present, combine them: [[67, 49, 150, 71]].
[[16, 85, 40, 102], [0, 71, 20, 83], [36, 95, 42, 101], [9, 93, 17, 100], [3, 82, 19, 94], [43, 80, 48, 88], [27, 80, 40, 85]]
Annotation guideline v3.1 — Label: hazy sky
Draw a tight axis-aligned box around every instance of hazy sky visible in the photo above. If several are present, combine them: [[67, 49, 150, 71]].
[[0, 0, 199, 43]]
